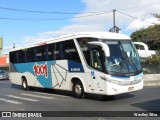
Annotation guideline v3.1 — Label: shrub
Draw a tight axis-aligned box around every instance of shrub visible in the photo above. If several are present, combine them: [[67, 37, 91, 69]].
[[146, 50, 160, 64]]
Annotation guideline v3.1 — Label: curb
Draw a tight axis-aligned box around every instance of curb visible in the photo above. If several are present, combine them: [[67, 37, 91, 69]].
[[143, 74, 160, 86]]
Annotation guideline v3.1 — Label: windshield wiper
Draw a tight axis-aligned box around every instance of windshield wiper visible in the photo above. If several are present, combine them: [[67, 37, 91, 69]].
[[129, 57, 140, 73], [122, 51, 139, 74]]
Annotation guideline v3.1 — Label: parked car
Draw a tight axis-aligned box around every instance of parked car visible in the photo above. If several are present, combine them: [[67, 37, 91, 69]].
[[0, 70, 9, 80]]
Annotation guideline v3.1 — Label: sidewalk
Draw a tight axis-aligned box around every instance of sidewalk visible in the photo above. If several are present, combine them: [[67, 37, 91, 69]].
[[143, 74, 160, 86]]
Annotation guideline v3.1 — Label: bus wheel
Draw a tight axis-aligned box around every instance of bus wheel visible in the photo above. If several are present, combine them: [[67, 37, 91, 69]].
[[22, 78, 29, 90], [73, 81, 85, 98]]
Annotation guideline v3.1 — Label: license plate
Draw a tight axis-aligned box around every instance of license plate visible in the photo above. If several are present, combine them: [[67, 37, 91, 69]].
[[128, 86, 134, 91]]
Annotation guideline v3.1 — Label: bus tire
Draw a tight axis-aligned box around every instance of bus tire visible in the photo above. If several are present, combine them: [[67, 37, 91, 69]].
[[22, 77, 29, 90], [73, 81, 85, 99]]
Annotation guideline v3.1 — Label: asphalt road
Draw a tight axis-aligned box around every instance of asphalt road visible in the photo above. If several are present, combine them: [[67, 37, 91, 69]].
[[0, 80, 160, 120]]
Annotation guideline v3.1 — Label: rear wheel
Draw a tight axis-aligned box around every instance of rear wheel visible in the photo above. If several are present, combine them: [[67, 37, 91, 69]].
[[22, 77, 29, 90], [73, 81, 85, 98]]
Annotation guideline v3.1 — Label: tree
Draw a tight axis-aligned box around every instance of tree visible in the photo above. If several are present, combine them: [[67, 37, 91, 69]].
[[130, 14, 160, 50], [153, 13, 160, 19]]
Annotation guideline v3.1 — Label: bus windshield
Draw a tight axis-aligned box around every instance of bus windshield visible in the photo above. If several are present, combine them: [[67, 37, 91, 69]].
[[102, 40, 142, 76]]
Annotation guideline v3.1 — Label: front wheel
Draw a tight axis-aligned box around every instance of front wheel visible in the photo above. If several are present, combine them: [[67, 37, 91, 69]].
[[73, 81, 85, 98]]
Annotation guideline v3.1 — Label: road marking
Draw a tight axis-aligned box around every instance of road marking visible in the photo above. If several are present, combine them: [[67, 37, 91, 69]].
[[21, 93, 55, 100], [0, 98, 22, 104], [33, 92, 68, 98], [6, 95, 39, 102]]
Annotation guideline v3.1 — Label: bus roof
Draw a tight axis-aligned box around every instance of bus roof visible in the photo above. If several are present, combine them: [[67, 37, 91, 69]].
[[10, 32, 131, 52]]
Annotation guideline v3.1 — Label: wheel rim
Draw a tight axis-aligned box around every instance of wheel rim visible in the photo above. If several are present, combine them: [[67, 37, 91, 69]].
[[75, 84, 82, 95], [23, 81, 26, 89]]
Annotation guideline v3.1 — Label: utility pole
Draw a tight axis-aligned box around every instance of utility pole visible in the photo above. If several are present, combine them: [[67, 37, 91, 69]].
[[13, 43, 15, 49], [113, 9, 116, 32], [109, 9, 120, 33], [0, 37, 3, 55]]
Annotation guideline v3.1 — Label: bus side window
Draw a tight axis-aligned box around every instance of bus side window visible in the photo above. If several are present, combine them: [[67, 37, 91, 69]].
[[55, 42, 61, 60], [77, 37, 98, 66], [18, 50, 26, 63], [63, 40, 81, 63], [83, 51, 90, 65], [10, 51, 18, 63], [90, 47, 103, 71], [26, 48, 35, 62], [86, 44, 106, 72], [35, 46, 47, 61], [53, 40, 81, 63], [47, 43, 55, 60]]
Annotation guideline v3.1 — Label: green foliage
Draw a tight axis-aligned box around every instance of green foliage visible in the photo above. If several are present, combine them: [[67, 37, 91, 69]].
[[130, 24, 160, 50], [146, 55, 160, 64], [130, 13, 160, 50], [153, 13, 160, 19], [131, 24, 160, 42], [146, 50, 160, 64]]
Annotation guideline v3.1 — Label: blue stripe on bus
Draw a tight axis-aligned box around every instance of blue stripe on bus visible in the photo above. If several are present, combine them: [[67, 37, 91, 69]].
[[111, 75, 130, 79], [13, 60, 84, 88], [111, 72, 143, 79], [137, 72, 143, 77], [68, 61, 84, 72]]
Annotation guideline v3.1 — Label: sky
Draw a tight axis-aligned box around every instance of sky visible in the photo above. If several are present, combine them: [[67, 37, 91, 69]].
[[0, 0, 160, 54]]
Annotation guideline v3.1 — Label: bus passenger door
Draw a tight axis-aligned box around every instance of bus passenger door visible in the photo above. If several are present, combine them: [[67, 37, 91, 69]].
[[88, 44, 106, 94]]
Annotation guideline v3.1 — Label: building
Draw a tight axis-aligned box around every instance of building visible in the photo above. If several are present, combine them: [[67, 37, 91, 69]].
[[0, 55, 9, 71], [0, 37, 2, 55]]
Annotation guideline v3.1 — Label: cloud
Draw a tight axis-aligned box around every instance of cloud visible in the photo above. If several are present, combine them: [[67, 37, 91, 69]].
[[77, 0, 160, 29], [60, 24, 104, 32], [22, 24, 105, 46], [3, 46, 14, 52], [3, 43, 22, 54], [22, 31, 61, 44], [126, 18, 160, 30], [19, 0, 160, 46]]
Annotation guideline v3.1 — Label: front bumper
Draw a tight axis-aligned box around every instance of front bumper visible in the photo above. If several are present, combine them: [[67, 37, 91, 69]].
[[106, 80, 143, 95]]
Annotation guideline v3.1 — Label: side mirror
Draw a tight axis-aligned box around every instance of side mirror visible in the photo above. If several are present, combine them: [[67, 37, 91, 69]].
[[134, 42, 149, 57], [88, 42, 110, 57]]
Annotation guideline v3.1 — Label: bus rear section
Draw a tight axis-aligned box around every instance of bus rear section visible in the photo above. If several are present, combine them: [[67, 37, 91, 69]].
[[9, 39, 85, 92]]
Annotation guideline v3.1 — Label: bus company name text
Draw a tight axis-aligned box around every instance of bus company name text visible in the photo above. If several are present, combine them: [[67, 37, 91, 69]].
[[70, 68, 81, 72], [2, 112, 42, 118], [33, 62, 48, 78]]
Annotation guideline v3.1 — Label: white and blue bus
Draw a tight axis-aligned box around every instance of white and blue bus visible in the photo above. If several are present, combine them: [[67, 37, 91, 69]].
[[9, 32, 143, 98]]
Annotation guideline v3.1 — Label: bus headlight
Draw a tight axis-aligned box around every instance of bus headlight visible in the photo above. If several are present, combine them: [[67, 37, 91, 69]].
[[107, 79, 119, 84], [100, 76, 120, 84], [101, 75, 142, 85]]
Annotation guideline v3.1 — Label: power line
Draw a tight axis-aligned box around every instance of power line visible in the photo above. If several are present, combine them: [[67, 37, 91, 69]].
[[119, 2, 160, 11], [116, 10, 138, 19], [0, 6, 110, 15], [0, 2, 160, 14], [109, 9, 158, 33], [0, 17, 64, 21], [73, 10, 112, 19], [0, 10, 112, 21], [0, 6, 79, 14], [0, 2, 159, 22], [116, 10, 156, 25]]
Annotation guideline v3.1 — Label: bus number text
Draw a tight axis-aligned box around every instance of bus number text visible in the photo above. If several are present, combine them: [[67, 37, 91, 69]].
[[33, 62, 48, 78]]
